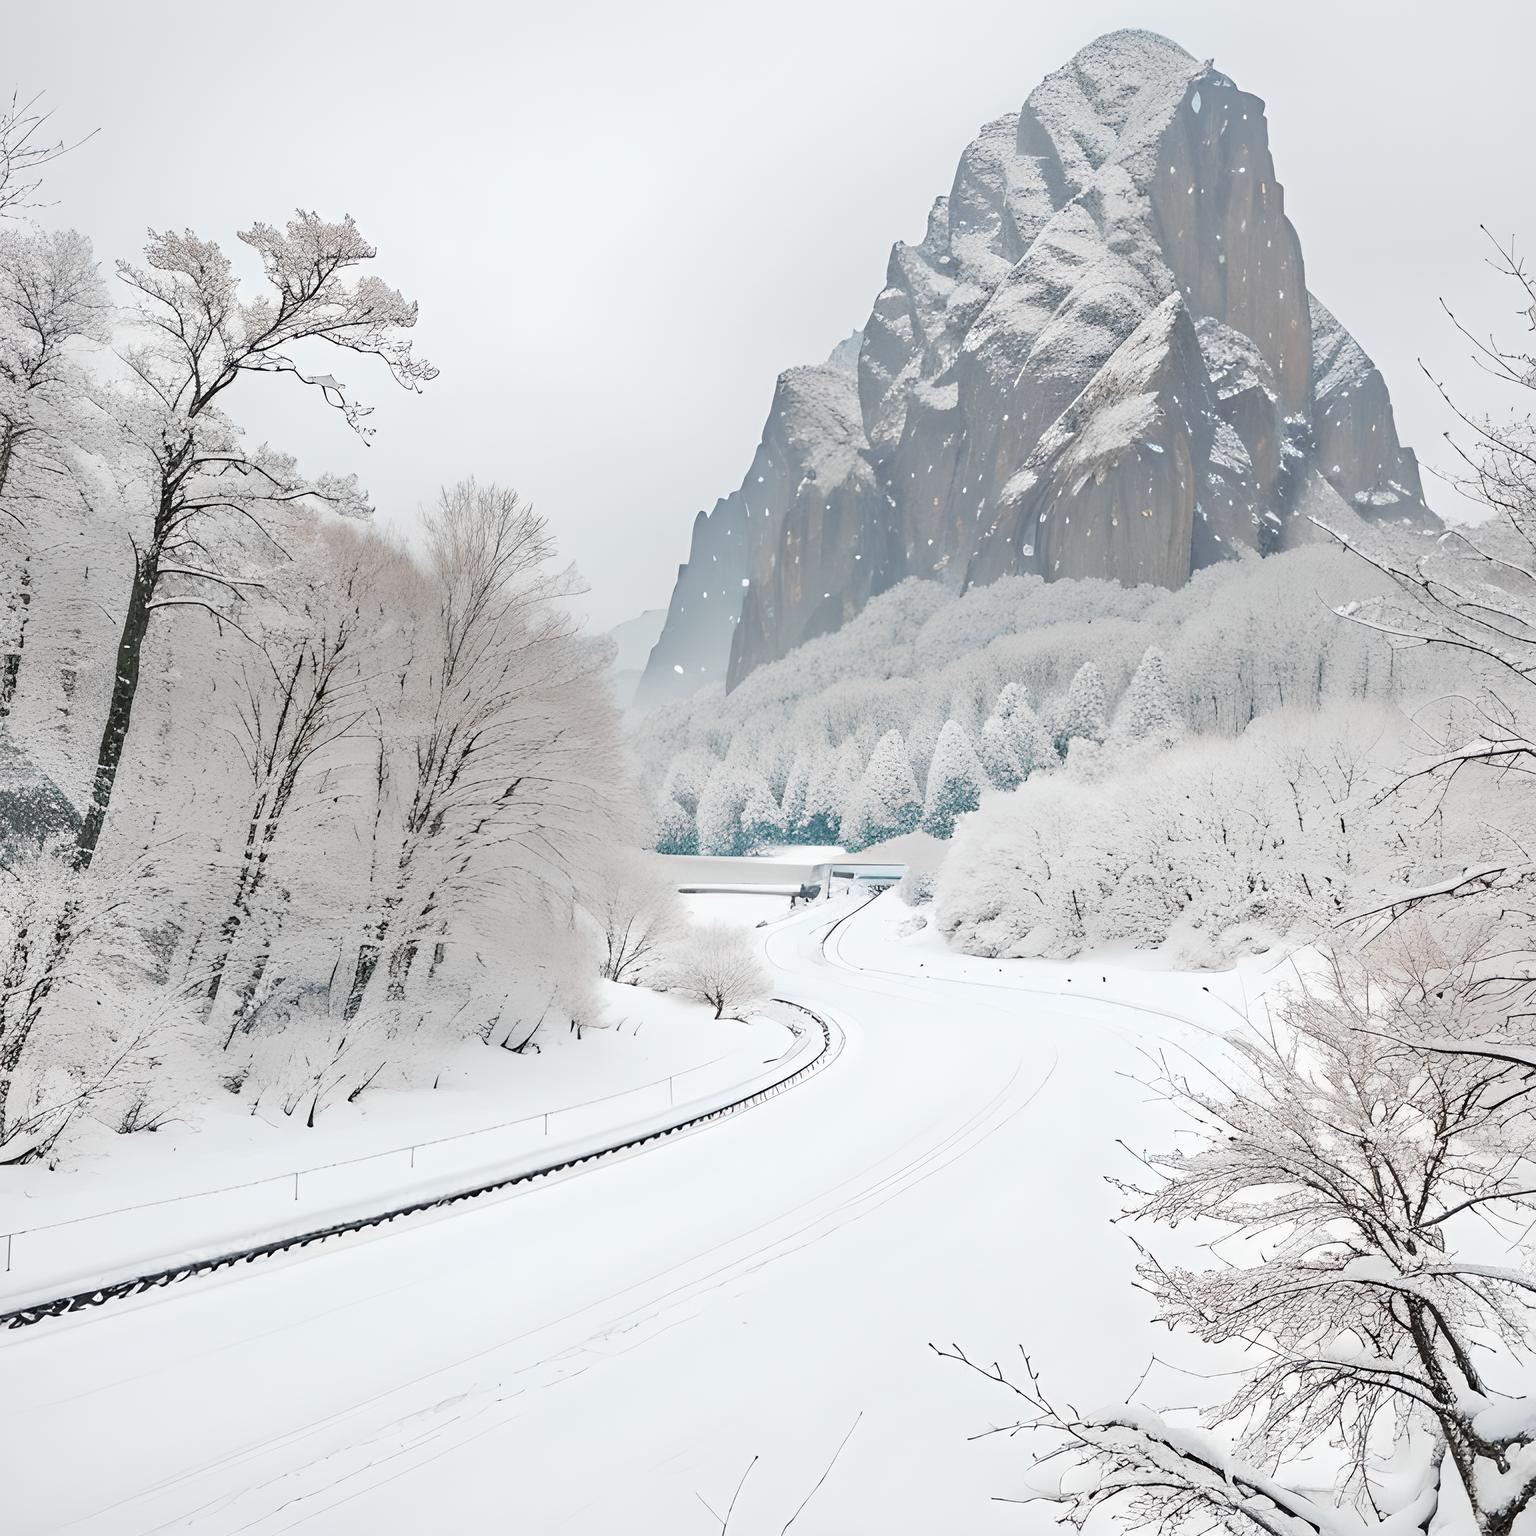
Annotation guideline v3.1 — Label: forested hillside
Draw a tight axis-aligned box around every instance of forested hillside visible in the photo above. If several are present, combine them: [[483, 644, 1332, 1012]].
[[0, 112, 639, 1160], [638, 540, 1447, 862]]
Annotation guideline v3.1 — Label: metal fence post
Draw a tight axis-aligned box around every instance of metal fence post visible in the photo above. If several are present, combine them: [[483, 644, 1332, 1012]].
[[3, 1232, 10, 1274], [293, 1171, 300, 1202]]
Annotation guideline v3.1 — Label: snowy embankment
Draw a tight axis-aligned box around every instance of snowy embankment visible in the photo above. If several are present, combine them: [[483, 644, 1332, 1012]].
[[0, 981, 797, 1316], [3, 890, 1277, 1535]]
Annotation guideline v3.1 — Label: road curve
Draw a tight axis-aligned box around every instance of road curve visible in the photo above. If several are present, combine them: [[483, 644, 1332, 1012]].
[[1, 896, 1226, 1535]]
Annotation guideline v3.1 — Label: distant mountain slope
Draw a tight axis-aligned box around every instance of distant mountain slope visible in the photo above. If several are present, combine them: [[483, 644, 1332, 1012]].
[[637, 29, 1434, 710], [604, 608, 666, 711]]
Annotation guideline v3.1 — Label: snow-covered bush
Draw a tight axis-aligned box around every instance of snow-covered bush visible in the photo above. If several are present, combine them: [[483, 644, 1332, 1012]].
[[660, 925, 770, 1020], [0, 841, 215, 1159], [244, 1002, 396, 1129], [587, 854, 684, 986]]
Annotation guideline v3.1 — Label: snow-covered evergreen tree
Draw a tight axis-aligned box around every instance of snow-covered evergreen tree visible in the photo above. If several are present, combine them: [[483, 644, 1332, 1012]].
[[801, 738, 863, 846], [695, 761, 779, 856], [847, 729, 921, 847], [1046, 660, 1108, 754], [922, 719, 985, 839], [1108, 645, 1182, 752], [695, 762, 747, 856], [977, 715, 1023, 791], [777, 750, 813, 841], [738, 773, 783, 853], [986, 683, 1057, 783], [653, 796, 696, 856]]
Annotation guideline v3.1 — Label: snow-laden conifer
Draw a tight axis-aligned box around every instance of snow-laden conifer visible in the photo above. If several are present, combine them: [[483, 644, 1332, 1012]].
[[847, 729, 921, 847], [922, 719, 985, 839]]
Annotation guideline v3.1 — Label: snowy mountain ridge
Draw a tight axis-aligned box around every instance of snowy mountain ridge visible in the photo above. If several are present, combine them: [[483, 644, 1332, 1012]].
[[637, 29, 1435, 710]]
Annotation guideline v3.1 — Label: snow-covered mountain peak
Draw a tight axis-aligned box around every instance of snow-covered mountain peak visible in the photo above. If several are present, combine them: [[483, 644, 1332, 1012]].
[[636, 29, 1436, 711]]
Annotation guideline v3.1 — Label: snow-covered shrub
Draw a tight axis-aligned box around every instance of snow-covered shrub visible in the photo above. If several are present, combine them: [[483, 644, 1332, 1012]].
[[244, 1001, 396, 1128], [659, 924, 770, 1020], [586, 853, 684, 986], [653, 796, 697, 855]]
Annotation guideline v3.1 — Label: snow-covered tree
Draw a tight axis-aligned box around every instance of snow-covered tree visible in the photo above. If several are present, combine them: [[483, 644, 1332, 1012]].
[[922, 719, 985, 839], [0, 226, 109, 722], [1323, 238, 1536, 932], [739, 772, 783, 853], [661, 923, 769, 1020], [0, 90, 86, 221], [653, 795, 697, 856], [343, 480, 626, 1017], [587, 853, 683, 986], [777, 749, 814, 841], [987, 682, 1057, 781], [198, 522, 390, 1045], [1107, 645, 1182, 752], [1045, 660, 1108, 754], [801, 738, 863, 846], [74, 211, 435, 873], [697, 760, 777, 856], [951, 920, 1536, 1531], [976, 715, 1024, 791], [847, 729, 921, 847]]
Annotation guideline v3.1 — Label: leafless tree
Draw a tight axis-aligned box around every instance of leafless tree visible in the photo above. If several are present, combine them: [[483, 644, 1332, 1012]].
[[947, 919, 1536, 1531], [662, 924, 770, 1020], [0, 90, 92, 220], [343, 479, 629, 1017], [78, 211, 435, 873], [202, 524, 388, 1043], [0, 212, 433, 1131], [590, 853, 684, 985]]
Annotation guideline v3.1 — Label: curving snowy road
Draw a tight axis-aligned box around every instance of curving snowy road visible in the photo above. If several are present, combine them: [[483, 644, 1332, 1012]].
[[2, 896, 1246, 1535]]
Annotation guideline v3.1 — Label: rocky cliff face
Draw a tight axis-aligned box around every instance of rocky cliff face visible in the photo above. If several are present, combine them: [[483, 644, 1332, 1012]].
[[638, 29, 1435, 709]]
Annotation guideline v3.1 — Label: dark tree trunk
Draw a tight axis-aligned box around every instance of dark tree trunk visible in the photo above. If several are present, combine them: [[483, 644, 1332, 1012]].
[[385, 939, 416, 1001], [207, 804, 264, 1017], [0, 903, 73, 1145], [344, 941, 382, 1021], [74, 517, 166, 872], [0, 553, 30, 722]]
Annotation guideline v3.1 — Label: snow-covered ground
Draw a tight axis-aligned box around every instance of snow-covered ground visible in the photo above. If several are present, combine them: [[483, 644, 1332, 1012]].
[[0, 982, 794, 1315], [3, 892, 1257, 1534]]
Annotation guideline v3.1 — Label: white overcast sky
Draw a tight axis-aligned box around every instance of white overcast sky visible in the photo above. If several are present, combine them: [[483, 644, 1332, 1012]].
[[12, 0, 1532, 629]]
